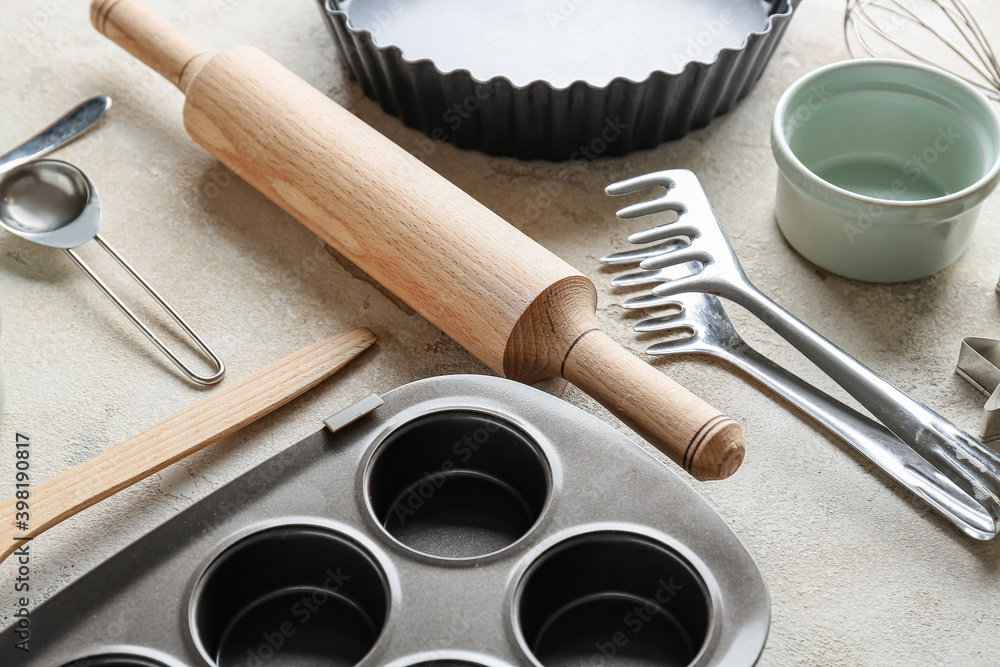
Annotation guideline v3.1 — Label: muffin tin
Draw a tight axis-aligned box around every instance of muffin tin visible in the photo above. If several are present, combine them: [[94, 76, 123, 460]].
[[4, 375, 769, 666]]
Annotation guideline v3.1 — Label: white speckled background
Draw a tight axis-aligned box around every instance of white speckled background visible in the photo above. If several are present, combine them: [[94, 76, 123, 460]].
[[2, 0, 1000, 664]]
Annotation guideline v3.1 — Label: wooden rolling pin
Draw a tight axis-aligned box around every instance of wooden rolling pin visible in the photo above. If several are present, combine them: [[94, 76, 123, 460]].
[[90, 0, 745, 480]]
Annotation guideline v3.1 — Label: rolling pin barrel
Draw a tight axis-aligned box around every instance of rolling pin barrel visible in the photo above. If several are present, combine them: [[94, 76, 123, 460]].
[[90, 0, 745, 480]]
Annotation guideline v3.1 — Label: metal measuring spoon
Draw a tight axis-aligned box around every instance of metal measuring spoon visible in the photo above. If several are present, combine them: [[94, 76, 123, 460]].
[[0, 159, 225, 385], [0, 96, 112, 173]]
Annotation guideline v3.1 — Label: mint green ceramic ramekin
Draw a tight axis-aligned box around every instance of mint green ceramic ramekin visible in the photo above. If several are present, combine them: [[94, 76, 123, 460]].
[[772, 59, 1000, 282]]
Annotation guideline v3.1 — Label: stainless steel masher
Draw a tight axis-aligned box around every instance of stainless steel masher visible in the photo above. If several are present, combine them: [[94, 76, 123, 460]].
[[606, 284, 994, 537], [0, 99, 224, 385], [602, 168, 1000, 539]]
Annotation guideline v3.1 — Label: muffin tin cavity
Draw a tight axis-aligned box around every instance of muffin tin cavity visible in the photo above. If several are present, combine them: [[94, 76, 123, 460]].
[[191, 525, 389, 667], [516, 532, 712, 667], [367, 411, 549, 559]]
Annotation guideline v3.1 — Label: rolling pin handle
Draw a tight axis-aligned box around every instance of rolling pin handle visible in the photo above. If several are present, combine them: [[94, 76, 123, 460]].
[[561, 329, 745, 481], [91, 0, 209, 92]]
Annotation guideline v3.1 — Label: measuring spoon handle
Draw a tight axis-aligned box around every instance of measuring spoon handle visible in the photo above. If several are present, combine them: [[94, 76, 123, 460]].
[[0, 96, 112, 173]]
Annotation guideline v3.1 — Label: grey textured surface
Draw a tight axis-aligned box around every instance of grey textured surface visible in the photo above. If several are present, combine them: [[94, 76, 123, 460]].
[[0, 0, 998, 665]]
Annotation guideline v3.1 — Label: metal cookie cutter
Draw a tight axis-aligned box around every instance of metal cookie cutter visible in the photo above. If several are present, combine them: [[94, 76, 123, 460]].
[[957, 337, 1000, 442]]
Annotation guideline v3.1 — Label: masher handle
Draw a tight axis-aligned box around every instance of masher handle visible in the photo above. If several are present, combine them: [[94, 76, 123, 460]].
[[738, 285, 1000, 517], [725, 343, 996, 539]]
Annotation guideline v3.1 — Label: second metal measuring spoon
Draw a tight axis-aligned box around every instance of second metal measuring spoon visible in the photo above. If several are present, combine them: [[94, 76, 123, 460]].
[[0, 96, 112, 174], [0, 159, 224, 384]]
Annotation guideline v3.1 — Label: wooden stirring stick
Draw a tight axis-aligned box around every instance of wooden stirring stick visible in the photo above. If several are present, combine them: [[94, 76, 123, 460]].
[[0, 328, 375, 564]]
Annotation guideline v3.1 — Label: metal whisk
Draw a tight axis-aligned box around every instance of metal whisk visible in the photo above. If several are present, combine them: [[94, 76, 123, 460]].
[[845, 0, 1000, 102]]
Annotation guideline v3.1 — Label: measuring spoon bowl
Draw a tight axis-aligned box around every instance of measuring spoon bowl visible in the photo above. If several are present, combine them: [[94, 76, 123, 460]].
[[0, 159, 101, 249]]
